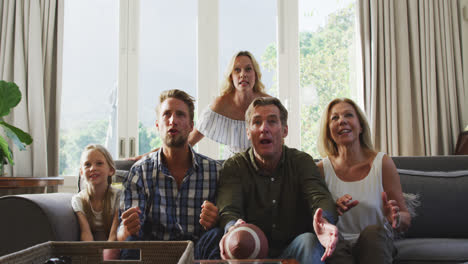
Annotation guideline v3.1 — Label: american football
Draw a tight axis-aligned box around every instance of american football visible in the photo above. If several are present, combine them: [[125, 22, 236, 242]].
[[224, 223, 268, 259]]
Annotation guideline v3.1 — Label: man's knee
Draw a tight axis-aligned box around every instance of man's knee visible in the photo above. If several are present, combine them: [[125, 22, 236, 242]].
[[209, 227, 224, 237], [280, 233, 324, 264], [195, 227, 223, 260], [293, 232, 321, 249], [199, 227, 224, 248], [286, 232, 323, 255]]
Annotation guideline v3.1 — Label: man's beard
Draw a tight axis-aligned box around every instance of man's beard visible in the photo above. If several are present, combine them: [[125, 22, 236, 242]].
[[163, 134, 187, 148]]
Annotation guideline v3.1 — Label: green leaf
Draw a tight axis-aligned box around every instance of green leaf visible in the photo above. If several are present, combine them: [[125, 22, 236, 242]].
[[0, 80, 22, 117], [0, 136, 13, 165], [0, 121, 33, 150]]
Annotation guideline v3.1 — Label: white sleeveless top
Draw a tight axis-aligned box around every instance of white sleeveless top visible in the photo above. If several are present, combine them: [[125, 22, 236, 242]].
[[196, 107, 251, 158], [323, 152, 386, 244]]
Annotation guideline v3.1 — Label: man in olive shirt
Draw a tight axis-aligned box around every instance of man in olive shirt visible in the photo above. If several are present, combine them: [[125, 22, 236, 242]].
[[217, 97, 339, 263]]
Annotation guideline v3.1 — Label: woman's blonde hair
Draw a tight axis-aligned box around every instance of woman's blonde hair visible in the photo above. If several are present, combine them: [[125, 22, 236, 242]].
[[317, 98, 374, 157], [220, 51, 265, 96], [79, 144, 116, 239]]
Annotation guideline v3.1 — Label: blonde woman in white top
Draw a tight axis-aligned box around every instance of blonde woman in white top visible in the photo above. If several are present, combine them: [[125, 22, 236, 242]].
[[131, 51, 270, 160], [316, 98, 411, 264]]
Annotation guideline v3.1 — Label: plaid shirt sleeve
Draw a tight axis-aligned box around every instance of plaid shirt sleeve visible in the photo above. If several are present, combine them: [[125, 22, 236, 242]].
[[120, 161, 149, 239]]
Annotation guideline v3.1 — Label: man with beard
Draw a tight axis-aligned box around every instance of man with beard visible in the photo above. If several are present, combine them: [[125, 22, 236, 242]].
[[118, 89, 223, 259]]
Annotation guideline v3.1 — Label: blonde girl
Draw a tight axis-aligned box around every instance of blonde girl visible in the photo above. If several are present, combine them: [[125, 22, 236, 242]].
[[71, 144, 120, 242]]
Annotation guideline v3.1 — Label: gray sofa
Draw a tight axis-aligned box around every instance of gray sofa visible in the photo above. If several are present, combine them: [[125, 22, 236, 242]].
[[392, 156, 468, 264], [1, 156, 467, 263]]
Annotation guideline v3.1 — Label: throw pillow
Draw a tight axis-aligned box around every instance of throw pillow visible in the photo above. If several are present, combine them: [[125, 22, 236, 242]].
[[392, 192, 421, 239]]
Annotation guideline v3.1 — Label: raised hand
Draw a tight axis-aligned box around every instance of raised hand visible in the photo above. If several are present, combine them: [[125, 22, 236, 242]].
[[199, 200, 219, 230], [382, 192, 400, 229], [313, 208, 339, 261], [336, 194, 359, 215], [120, 207, 141, 238]]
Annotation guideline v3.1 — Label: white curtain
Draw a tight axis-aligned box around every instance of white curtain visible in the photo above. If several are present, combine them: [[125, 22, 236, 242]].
[[0, 0, 63, 178], [358, 0, 466, 156]]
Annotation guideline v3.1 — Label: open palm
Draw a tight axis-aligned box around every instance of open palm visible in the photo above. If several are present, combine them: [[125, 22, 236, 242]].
[[313, 208, 338, 261]]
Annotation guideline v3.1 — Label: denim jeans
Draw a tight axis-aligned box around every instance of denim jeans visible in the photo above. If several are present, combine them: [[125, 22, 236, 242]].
[[120, 227, 223, 260], [279, 232, 325, 264], [194, 227, 223, 260]]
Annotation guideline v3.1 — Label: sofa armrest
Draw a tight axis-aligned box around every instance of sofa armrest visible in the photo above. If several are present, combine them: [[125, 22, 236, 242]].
[[0, 193, 79, 256]]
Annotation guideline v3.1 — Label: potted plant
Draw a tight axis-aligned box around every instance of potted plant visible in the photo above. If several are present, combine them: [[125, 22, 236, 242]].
[[0, 80, 33, 176]]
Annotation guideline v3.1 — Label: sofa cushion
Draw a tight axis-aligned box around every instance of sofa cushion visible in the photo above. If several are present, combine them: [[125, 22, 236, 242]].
[[395, 238, 468, 263], [398, 169, 468, 238], [392, 155, 468, 171], [114, 160, 135, 183], [114, 169, 129, 183], [115, 160, 135, 172]]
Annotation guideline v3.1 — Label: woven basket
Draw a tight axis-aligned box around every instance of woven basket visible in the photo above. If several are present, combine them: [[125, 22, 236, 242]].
[[0, 240, 193, 264]]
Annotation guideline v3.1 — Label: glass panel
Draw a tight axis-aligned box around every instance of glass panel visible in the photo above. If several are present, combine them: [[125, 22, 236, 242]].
[[218, 0, 278, 158], [60, 0, 119, 176], [138, 0, 197, 155], [299, 0, 357, 158], [219, 0, 277, 97]]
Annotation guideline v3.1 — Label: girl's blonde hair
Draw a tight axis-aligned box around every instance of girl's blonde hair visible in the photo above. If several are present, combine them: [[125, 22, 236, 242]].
[[317, 98, 374, 157], [79, 144, 116, 239], [220, 51, 265, 96]]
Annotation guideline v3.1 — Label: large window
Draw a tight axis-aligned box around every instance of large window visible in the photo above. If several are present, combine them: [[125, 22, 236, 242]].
[[219, 0, 277, 97], [299, 0, 357, 158], [217, 0, 277, 157], [60, 0, 119, 176], [137, 0, 197, 155], [60, 0, 360, 176]]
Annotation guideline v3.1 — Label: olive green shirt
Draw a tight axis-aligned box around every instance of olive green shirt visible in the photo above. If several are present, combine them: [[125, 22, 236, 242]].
[[217, 145, 338, 257]]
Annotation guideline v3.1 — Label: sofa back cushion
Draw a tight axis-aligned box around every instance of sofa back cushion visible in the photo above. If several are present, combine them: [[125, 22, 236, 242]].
[[392, 155, 468, 171], [392, 155, 468, 238], [114, 160, 136, 183]]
